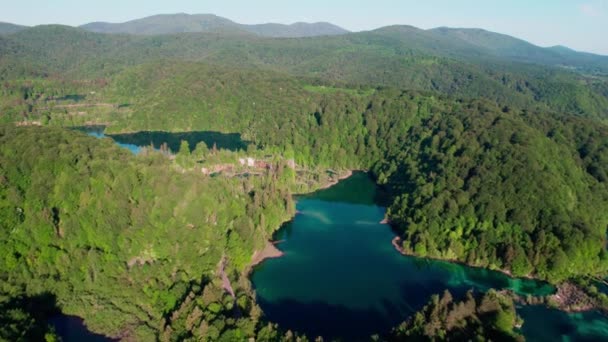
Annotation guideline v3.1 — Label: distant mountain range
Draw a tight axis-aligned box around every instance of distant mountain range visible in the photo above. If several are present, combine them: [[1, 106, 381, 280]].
[[0, 22, 27, 34], [429, 27, 608, 69], [1, 12, 607, 89], [0, 13, 605, 61], [367, 25, 608, 72], [79, 13, 349, 38]]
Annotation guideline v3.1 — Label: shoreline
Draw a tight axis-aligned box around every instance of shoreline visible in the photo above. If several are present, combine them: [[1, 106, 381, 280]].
[[391, 236, 604, 314], [246, 169, 357, 272], [317, 169, 354, 190], [249, 241, 284, 269], [292, 169, 358, 196], [390, 237, 535, 281]]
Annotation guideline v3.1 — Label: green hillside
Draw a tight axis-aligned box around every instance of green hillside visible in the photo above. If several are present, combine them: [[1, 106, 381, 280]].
[[102, 64, 608, 282], [0, 22, 26, 35], [431, 27, 608, 73], [8, 60, 606, 282], [1, 26, 606, 119], [0, 125, 296, 340]]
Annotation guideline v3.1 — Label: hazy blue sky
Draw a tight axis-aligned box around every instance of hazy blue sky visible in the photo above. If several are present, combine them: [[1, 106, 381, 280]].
[[2, 0, 607, 55]]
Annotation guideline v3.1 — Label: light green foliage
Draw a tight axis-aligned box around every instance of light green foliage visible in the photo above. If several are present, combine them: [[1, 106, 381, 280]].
[[192, 141, 210, 162], [0, 125, 295, 339], [175, 139, 193, 168]]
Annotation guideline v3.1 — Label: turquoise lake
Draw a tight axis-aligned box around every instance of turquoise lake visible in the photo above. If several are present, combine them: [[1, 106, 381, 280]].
[[74, 126, 248, 154], [251, 172, 608, 341]]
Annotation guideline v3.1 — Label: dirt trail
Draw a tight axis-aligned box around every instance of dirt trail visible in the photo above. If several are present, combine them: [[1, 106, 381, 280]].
[[218, 256, 235, 298]]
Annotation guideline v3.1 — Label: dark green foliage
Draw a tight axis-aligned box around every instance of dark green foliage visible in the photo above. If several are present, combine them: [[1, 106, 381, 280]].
[[0, 286, 60, 342], [385, 290, 523, 341], [158, 277, 311, 342], [89, 61, 608, 282], [375, 101, 608, 282], [6, 60, 608, 284]]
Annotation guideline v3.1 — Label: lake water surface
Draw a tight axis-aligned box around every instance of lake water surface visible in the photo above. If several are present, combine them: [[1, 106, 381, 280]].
[[251, 172, 608, 341], [74, 126, 248, 154]]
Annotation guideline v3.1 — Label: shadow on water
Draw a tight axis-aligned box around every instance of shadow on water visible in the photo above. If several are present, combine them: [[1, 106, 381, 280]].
[[257, 297, 402, 341], [300, 171, 391, 207], [49, 315, 115, 342], [0, 292, 60, 341], [109, 130, 249, 153], [73, 125, 249, 153], [0, 292, 112, 341]]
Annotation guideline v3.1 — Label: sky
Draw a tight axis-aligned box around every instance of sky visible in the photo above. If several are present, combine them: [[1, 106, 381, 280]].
[[1, 0, 607, 55]]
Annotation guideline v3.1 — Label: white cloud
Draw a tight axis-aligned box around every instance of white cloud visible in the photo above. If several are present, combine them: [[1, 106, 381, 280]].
[[580, 3, 601, 17]]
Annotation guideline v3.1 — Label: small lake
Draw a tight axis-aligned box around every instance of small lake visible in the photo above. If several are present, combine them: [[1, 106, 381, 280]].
[[74, 126, 248, 154], [251, 172, 608, 340]]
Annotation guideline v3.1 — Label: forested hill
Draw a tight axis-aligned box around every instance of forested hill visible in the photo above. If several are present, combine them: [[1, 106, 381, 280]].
[[0, 125, 297, 340], [429, 27, 608, 73], [2, 65, 607, 339], [387, 290, 523, 341], [0, 22, 26, 35], [4, 59, 607, 283], [3, 15, 607, 72], [1, 24, 607, 119], [80, 13, 349, 37]]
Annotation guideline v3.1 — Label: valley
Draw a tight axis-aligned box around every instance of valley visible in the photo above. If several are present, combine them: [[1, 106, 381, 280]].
[[1, 8, 608, 342]]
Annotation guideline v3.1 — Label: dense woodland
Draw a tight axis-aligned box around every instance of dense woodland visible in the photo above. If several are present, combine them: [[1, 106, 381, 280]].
[[1, 20, 608, 340], [376, 103, 608, 282], [0, 126, 297, 340], [1, 24, 608, 119]]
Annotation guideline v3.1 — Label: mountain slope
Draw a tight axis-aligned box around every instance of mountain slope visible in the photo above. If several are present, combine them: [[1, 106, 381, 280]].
[[2, 24, 607, 119], [81, 13, 245, 35], [245, 21, 349, 38], [429, 27, 608, 73], [8, 14, 608, 75], [5, 14, 607, 72], [0, 22, 27, 34], [80, 13, 349, 37]]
